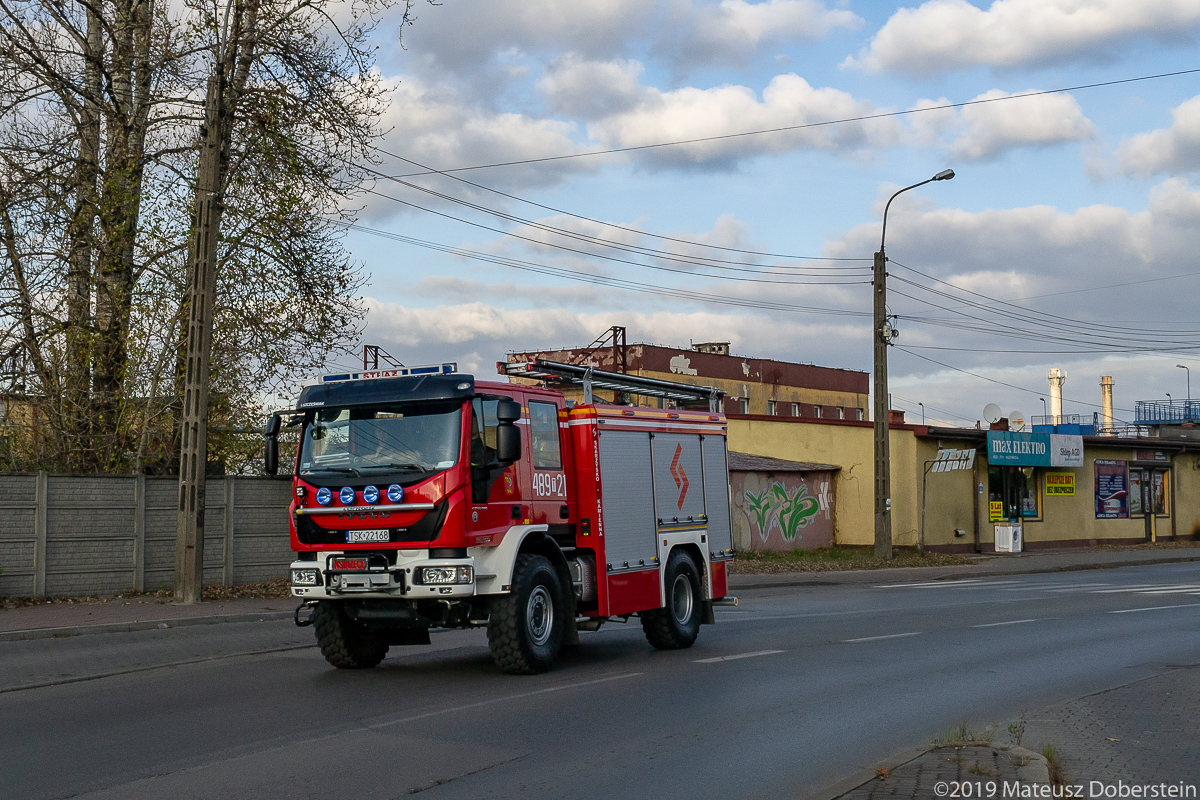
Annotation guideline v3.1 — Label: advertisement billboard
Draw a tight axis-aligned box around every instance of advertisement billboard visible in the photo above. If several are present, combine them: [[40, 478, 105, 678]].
[[1094, 460, 1128, 519]]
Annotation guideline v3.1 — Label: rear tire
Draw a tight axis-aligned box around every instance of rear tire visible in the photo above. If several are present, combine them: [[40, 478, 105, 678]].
[[488, 554, 565, 674], [314, 601, 389, 669], [643, 550, 702, 650]]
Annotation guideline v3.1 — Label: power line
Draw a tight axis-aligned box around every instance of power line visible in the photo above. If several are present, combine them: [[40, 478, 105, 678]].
[[388, 68, 1200, 177], [372, 145, 869, 263]]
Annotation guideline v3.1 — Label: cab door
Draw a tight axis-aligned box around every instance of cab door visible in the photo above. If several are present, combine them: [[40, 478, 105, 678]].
[[467, 395, 523, 541], [525, 398, 571, 532]]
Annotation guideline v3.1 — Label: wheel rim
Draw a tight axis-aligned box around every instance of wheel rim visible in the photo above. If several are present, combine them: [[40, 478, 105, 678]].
[[671, 573, 694, 624], [526, 585, 553, 646]]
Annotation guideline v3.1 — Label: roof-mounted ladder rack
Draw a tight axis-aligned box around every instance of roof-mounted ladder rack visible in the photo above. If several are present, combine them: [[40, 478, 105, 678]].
[[500, 358, 726, 412]]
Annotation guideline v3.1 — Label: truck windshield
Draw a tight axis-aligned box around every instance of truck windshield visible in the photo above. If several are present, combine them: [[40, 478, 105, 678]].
[[299, 400, 462, 477]]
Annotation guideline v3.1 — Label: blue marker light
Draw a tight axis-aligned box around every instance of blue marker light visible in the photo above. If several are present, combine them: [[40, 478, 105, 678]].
[[386, 484, 404, 503], [315, 487, 332, 506], [339, 486, 355, 505], [363, 485, 379, 504]]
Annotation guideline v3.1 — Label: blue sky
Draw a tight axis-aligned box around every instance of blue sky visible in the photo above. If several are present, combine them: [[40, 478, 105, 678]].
[[329, 0, 1200, 428]]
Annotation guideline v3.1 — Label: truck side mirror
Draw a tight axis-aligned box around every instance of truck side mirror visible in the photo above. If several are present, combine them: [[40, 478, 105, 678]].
[[264, 414, 281, 475], [496, 399, 521, 423], [495, 399, 522, 464]]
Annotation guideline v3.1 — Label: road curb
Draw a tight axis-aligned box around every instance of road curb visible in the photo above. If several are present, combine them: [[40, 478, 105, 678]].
[[799, 745, 930, 800], [729, 554, 1200, 591], [0, 610, 294, 642]]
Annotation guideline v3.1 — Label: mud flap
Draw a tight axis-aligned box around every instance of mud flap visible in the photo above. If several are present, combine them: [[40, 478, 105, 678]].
[[701, 600, 716, 625]]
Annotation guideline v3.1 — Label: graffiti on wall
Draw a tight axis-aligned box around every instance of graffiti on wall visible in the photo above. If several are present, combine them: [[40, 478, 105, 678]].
[[730, 471, 835, 551]]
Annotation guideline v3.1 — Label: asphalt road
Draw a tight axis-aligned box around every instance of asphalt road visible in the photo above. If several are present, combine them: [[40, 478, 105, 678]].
[[3, 562, 1200, 800]]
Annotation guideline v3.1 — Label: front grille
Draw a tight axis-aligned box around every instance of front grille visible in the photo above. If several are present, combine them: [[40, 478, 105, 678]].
[[296, 500, 448, 545]]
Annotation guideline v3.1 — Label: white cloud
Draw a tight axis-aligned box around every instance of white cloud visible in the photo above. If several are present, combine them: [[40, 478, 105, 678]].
[[1118, 95, 1200, 177], [589, 73, 902, 167], [538, 56, 647, 119], [934, 90, 1095, 161], [669, 0, 862, 64], [846, 0, 1200, 76]]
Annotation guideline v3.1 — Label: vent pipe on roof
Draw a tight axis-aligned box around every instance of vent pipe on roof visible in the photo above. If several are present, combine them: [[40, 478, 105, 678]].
[[1100, 376, 1114, 434], [1048, 368, 1066, 421]]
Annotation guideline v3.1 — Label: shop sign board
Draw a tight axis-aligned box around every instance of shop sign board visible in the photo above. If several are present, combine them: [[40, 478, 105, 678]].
[[1045, 472, 1075, 496], [1135, 450, 1169, 463], [931, 448, 976, 472], [987, 431, 1084, 467], [988, 500, 1004, 522], [1094, 460, 1128, 519]]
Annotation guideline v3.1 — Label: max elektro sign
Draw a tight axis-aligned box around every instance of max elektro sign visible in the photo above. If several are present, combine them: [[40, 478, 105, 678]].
[[987, 430, 1084, 468]]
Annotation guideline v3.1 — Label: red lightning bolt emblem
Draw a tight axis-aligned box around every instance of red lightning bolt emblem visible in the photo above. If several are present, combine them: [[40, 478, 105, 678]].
[[669, 443, 689, 509]]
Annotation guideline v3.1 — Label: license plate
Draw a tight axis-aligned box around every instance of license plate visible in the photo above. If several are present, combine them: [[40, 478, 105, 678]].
[[332, 558, 368, 570], [346, 530, 390, 543]]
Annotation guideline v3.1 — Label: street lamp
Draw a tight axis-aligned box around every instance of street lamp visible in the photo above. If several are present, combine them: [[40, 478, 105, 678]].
[[919, 402, 925, 425], [874, 168, 955, 560], [1040, 397, 1047, 419], [1177, 365, 1190, 419]]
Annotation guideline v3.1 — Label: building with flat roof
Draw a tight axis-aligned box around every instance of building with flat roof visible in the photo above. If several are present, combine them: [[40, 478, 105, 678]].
[[505, 327, 869, 421]]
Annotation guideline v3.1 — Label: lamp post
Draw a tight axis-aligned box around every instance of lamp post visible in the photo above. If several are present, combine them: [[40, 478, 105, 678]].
[[1177, 364, 1190, 420], [874, 168, 955, 560], [1040, 397, 1047, 420], [919, 402, 925, 425]]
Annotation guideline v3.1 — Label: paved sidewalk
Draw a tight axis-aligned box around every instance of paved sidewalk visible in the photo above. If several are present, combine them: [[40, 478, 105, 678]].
[[1021, 664, 1200, 788], [729, 546, 1200, 591]]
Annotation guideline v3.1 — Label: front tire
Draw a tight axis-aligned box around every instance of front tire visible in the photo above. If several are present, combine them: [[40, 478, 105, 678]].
[[488, 554, 566, 674], [314, 601, 389, 669], [642, 550, 702, 650]]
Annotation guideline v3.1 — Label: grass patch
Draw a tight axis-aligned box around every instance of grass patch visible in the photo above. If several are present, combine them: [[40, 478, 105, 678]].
[[968, 765, 1000, 778], [932, 722, 991, 747], [1041, 745, 1068, 786], [729, 546, 977, 574], [1, 579, 290, 609]]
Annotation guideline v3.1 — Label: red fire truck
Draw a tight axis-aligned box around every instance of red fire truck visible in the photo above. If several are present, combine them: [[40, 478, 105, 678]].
[[264, 359, 736, 674]]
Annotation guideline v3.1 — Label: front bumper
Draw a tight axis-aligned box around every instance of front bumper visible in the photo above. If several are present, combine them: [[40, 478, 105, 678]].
[[290, 550, 476, 600]]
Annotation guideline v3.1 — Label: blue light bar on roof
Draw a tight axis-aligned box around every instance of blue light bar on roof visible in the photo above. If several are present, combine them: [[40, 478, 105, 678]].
[[319, 363, 458, 383]]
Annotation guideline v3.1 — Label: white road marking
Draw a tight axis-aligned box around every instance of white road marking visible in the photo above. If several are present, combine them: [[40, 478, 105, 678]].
[[693, 650, 784, 664], [843, 632, 922, 643], [1109, 603, 1200, 614], [1138, 585, 1200, 595], [874, 579, 1019, 589], [1092, 585, 1184, 594], [970, 619, 1039, 628]]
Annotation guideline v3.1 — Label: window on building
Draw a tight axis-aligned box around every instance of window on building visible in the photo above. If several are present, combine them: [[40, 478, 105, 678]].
[[738, 397, 748, 415], [987, 465, 1041, 521], [767, 400, 777, 416], [855, 408, 864, 421], [792, 403, 800, 417], [528, 401, 562, 470], [836, 407, 844, 420], [813, 405, 822, 419]]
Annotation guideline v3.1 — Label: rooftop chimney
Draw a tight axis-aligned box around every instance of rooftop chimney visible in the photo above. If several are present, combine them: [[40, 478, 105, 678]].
[[1048, 368, 1066, 421], [1100, 376, 1114, 433]]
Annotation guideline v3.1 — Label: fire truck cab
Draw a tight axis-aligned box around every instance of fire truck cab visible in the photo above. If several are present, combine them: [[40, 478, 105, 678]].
[[265, 359, 736, 674]]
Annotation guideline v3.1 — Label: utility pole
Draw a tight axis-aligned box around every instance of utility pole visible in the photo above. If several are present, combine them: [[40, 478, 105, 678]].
[[872, 247, 892, 559], [873, 169, 955, 561], [175, 74, 225, 603]]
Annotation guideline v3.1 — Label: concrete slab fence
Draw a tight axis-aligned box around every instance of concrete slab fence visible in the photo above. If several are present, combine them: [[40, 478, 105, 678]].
[[0, 474, 294, 598]]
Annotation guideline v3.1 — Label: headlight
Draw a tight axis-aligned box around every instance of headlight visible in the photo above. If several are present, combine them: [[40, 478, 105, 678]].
[[291, 568, 321, 587], [386, 484, 404, 503], [315, 487, 332, 506], [416, 566, 474, 585], [339, 486, 355, 504], [362, 485, 379, 504]]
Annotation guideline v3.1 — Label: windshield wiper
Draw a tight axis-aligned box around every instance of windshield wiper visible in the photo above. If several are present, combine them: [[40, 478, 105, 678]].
[[305, 466, 363, 476], [359, 462, 430, 472]]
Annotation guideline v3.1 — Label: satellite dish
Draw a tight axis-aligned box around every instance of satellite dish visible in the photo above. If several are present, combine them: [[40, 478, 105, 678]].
[[983, 403, 1003, 424], [1009, 410, 1026, 431]]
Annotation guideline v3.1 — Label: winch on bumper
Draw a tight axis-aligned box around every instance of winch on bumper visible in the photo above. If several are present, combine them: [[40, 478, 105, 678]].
[[290, 551, 476, 599]]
